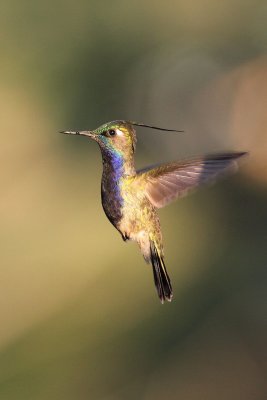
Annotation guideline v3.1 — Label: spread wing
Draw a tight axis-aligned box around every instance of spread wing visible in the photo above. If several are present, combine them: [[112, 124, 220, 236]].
[[137, 152, 246, 209]]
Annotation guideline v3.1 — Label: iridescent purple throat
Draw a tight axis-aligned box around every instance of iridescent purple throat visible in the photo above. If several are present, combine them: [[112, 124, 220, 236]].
[[101, 149, 125, 226]]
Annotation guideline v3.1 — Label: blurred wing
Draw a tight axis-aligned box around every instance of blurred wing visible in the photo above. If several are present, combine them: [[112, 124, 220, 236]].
[[138, 152, 246, 209]]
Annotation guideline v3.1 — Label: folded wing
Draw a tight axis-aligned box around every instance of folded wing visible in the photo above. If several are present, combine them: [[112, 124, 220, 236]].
[[138, 152, 246, 209]]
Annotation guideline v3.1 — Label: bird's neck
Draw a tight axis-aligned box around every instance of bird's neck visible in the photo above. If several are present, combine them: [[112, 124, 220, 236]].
[[101, 148, 136, 178]]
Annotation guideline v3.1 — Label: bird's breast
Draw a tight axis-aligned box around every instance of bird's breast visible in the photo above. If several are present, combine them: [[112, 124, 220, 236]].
[[118, 177, 159, 241], [101, 172, 124, 228]]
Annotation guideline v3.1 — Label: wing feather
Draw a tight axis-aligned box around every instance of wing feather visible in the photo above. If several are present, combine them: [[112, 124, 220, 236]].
[[137, 152, 246, 208]]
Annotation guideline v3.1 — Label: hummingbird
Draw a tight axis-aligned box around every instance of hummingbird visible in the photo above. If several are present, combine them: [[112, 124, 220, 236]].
[[61, 120, 246, 303]]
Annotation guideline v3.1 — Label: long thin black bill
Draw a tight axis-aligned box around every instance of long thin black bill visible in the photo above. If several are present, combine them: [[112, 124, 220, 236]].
[[59, 130, 80, 135]]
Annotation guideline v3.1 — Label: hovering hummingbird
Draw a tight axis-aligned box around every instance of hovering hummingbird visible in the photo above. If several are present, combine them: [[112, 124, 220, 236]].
[[61, 121, 246, 303]]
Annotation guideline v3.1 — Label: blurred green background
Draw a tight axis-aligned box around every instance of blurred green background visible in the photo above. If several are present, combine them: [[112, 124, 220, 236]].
[[1, 0, 267, 399]]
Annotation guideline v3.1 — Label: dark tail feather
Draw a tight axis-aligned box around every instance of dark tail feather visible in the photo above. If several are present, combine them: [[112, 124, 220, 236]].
[[150, 241, 173, 303]]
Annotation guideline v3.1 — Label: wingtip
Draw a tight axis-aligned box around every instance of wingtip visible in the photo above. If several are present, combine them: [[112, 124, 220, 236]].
[[236, 151, 248, 158]]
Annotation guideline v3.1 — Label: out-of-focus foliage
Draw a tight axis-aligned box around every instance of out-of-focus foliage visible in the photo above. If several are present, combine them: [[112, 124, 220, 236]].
[[0, 1, 266, 399]]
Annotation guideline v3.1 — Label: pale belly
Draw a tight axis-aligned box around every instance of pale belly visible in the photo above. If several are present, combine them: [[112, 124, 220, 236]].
[[118, 194, 160, 241], [102, 173, 162, 253]]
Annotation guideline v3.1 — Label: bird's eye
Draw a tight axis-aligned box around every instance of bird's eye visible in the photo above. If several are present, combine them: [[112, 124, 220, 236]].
[[108, 129, 116, 136]]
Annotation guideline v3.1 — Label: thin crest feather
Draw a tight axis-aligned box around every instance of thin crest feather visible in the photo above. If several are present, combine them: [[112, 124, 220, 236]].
[[129, 121, 183, 133]]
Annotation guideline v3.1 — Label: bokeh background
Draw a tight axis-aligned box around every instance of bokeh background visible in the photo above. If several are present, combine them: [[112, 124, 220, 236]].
[[1, 1, 267, 399]]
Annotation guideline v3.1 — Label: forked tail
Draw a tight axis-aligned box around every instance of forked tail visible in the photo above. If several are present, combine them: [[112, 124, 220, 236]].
[[150, 240, 173, 303]]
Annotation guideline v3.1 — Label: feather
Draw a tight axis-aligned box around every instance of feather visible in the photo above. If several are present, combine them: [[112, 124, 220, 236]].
[[150, 240, 172, 303], [138, 152, 247, 209]]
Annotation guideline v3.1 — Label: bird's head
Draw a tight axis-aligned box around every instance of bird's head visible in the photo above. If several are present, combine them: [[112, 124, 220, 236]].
[[61, 120, 183, 159], [61, 120, 137, 156]]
